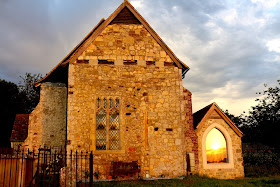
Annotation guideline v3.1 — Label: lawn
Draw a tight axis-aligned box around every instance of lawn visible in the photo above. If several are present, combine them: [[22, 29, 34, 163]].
[[93, 175, 280, 187]]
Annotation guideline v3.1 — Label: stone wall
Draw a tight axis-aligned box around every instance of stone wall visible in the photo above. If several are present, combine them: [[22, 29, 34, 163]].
[[78, 24, 174, 63], [66, 23, 193, 179], [67, 63, 193, 179], [23, 98, 43, 151], [23, 82, 67, 151], [195, 111, 244, 179]]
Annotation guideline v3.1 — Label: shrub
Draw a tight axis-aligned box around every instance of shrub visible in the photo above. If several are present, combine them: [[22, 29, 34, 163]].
[[243, 151, 280, 177]]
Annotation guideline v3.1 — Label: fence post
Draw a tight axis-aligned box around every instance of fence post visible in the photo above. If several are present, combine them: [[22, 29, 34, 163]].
[[37, 148, 41, 185], [90, 151, 93, 187]]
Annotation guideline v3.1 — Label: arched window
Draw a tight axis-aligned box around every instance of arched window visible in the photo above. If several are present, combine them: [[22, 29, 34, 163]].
[[202, 123, 234, 169], [206, 128, 227, 163]]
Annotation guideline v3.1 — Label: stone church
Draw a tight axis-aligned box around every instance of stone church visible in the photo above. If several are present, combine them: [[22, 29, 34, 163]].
[[19, 0, 244, 179]]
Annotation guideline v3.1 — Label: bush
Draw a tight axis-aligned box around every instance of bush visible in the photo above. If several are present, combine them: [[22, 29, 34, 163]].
[[243, 151, 280, 177]]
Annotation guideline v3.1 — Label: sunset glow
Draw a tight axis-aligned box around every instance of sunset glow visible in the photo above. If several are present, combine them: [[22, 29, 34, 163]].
[[206, 128, 227, 163], [212, 143, 221, 150]]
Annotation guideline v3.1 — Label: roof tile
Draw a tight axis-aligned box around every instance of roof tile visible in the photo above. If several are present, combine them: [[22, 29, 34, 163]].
[[10, 114, 29, 142]]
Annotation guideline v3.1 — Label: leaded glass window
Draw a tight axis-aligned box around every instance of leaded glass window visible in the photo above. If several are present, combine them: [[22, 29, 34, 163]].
[[96, 97, 120, 150]]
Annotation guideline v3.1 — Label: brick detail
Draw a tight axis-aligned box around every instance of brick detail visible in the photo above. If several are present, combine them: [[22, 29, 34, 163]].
[[183, 89, 199, 172]]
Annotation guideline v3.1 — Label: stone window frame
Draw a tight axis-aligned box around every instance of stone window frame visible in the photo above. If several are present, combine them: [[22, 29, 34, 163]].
[[93, 96, 125, 154], [202, 123, 234, 169]]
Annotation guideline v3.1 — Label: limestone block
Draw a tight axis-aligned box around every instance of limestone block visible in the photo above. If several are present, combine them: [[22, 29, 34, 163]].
[[160, 51, 166, 57], [89, 59, 98, 65], [175, 139, 181, 145], [114, 59, 123, 66], [155, 61, 164, 67], [137, 60, 146, 66]]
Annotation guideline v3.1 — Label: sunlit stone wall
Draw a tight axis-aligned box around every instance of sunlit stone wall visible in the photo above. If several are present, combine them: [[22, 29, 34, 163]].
[[66, 23, 195, 179]]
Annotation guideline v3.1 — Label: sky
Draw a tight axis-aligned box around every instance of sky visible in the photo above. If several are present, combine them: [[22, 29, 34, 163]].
[[0, 0, 279, 115]]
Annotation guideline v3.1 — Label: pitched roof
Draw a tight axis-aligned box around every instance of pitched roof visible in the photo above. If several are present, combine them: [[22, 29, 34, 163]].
[[193, 103, 243, 137], [10, 114, 29, 142], [35, 0, 189, 87], [193, 103, 213, 128]]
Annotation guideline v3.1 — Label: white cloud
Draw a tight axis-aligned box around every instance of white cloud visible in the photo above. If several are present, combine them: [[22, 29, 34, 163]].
[[1, 0, 280, 115], [251, 0, 279, 9], [130, 0, 143, 8], [192, 95, 259, 116], [273, 55, 280, 62], [211, 82, 246, 98], [266, 38, 280, 53], [220, 9, 238, 25], [190, 78, 269, 116]]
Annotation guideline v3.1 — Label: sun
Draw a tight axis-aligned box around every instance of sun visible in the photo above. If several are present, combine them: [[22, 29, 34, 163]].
[[212, 143, 221, 150]]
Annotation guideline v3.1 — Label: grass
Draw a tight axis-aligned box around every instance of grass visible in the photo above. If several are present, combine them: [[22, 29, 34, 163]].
[[93, 175, 280, 187]]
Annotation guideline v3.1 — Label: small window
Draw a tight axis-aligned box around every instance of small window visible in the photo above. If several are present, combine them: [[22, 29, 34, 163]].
[[206, 128, 227, 163], [96, 97, 120, 150]]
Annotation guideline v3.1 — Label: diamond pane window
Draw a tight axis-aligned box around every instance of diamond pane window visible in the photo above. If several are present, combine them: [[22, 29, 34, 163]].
[[103, 98, 107, 109], [96, 109, 106, 150], [115, 99, 120, 109], [96, 109, 106, 129], [109, 109, 120, 150], [109, 99, 114, 109], [97, 98, 101, 109], [96, 97, 120, 150]]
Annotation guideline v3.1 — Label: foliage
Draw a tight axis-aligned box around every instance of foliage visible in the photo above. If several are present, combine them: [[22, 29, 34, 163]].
[[18, 73, 42, 113], [94, 170, 100, 179], [0, 73, 42, 148], [224, 110, 246, 128], [0, 79, 20, 147], [243, 152, 280, 177], [245, 80, 280, 149], [45, 154, 63, 173], [243, 151, 280, 177], [226, 80, 280, 150], [244, 152, 279, 167]]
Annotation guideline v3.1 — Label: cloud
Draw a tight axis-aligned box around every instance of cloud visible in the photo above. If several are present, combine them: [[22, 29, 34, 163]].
[[0, 0, 279, 115], [131, 0, 144, 8], [136, 0, 280, 114], [266, 38, 280, 53], [0, 0, 121, 83]]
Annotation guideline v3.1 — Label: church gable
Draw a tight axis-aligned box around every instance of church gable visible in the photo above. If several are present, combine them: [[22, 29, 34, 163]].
[[35, 0, 189, 86], [208, 110, 223, 119], [194, 103, 243, 137], [78, 24, 174, 63], [110, 7, 141, 25]]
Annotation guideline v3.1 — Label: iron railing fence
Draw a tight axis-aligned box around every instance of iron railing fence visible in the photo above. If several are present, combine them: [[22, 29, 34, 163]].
[[0, 147, 94, 187]]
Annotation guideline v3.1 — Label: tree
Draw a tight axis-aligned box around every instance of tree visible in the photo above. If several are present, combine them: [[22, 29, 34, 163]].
[[18, 73, 42, 113], [226, 80, 280, 150], [246, 80, 280, 149], [224, 110, 245, 128], [0, 79, 20, 147], [0, 73, 42, 148]]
